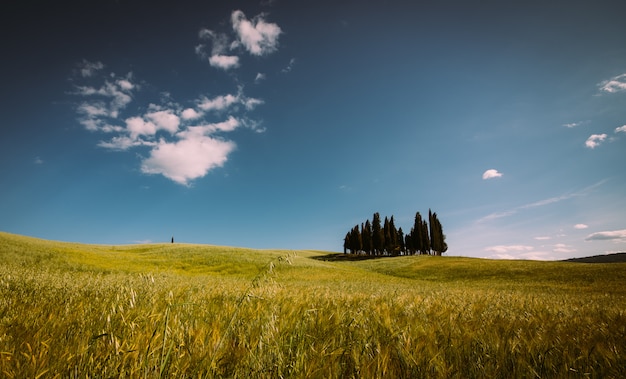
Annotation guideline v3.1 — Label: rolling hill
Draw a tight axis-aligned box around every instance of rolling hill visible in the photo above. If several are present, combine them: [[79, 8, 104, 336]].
[[2, 231, 626, 378]]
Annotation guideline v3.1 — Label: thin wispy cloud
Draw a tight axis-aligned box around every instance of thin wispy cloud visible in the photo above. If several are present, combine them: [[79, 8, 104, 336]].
[[552, 243, 576, 254], [282, 58, 296, 73], [483, 245, 554, 260], [70, 10, 282, 186], [254, 72, 266, 83], [477, 181, 605, 224], [585, 229, 626, 241], [485, 245, 533, 254], [599, 73, 626, 93], [77, 59, 104, 78]]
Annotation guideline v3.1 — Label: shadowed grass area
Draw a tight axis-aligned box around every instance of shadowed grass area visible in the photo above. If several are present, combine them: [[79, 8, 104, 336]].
[[1, 231, 626, 378]]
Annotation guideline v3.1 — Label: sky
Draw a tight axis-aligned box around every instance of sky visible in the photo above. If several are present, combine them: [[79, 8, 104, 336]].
[[1, 0, 625, 260]]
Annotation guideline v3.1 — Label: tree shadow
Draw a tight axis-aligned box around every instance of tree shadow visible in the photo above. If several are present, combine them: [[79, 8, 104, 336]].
[[310, 253, 392, 262]]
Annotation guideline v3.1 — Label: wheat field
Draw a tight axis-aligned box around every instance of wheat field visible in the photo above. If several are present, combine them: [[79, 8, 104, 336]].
[[1, 231, 625, 378]]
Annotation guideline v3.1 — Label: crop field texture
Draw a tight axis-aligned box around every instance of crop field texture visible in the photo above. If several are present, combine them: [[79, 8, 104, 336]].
[[1, 232, 626, 378]]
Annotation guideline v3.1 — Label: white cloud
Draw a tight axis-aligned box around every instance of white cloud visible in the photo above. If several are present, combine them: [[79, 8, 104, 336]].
[[255, 73, 266, 83], [585, 229, 626, 241], [563, 122, 581, 128], [72, 7, 275, 186], [231, 10, 282, 56], [599, 73, 626, 93], [483, 246, 554, 260], [574, 224, 588, 230], [77, 102, 109, 118], [73, 74, 136, 119], [615, 125, 626, 133], [98, 135, 154, 150], [141, 136, 236, 186], [209, 55, 240, 70], [181, 108, 202, 120], [198, 29, 230, 55], [243, 97, 264, 110], [282, 58, 296, 73], [482, 169, 503, 180], [126, 116, 157, 138], [77, 60, 104, 77], [553, 243, 576, 254], [145, 109, 180, 134], [177, 117, 241, 139], [585, 133, 607, 148], [477, 182, 603, 224], [198, 94, 239, 112], [534, 236, 551, 240], [484, 245, 533, 254]]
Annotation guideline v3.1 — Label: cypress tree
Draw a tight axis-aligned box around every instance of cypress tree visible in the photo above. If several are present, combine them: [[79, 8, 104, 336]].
[[389, 216, 398, 254], [421, 220, 431, 255], [372, 212, 383, 255], [405, 228, 414, 254], [412, 212, 424, 255], [362, 220, 373, 255], [350, 225, 362, 253], [429, 212, 447, 256], [397, 227, 405, 255], [383, 216, 391, 255]]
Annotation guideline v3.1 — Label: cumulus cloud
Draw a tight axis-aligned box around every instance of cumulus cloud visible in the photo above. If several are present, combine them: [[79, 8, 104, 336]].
[[141, 136, 236, 186], [231, 10, 282, 56], [72, 68, 263, 184], [482, 169, 503, 180], [181, 108, 202, 120], [585, 134, 607, 148], [574, 224, 588, 230], [145, 109, 180, 134], [73, 72, 136, 124], [599, 73, 626, 93], [126, 117, 157, 139], [616, 125, 626, 133], [71, 8, 280, 186], [585, 229, 626, 241], [209, 55, 240, 70]]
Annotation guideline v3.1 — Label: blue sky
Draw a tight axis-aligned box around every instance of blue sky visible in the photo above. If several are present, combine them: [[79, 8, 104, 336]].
[[1, 0, 625, 259]]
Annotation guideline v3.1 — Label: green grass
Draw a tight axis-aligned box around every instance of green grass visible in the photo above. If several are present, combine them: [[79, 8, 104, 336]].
[[1, 231, 626, 378]]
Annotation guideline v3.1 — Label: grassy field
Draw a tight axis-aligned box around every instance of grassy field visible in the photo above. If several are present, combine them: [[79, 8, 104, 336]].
[[1, 231, 626, 378]]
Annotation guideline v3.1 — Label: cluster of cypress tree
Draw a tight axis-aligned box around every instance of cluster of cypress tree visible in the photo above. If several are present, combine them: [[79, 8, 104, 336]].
[[343, 210, 447, 256]]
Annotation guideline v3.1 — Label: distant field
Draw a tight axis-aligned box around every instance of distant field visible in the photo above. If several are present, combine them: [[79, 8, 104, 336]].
[[1, 231, 626, 378]]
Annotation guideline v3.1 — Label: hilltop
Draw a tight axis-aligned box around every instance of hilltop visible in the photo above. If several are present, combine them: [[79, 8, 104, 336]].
[[1, 231, 625, 289]]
